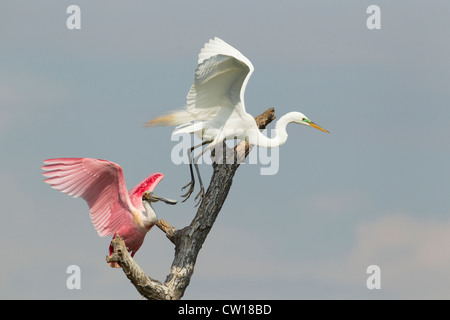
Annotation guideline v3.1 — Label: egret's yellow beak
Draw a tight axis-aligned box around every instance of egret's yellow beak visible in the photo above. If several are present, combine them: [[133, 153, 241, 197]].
[[309, 122, 329, 133]]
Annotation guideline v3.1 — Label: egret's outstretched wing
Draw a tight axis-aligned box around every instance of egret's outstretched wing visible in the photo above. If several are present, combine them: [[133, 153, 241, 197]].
[[146, 37, 254, 132], [187, 37, 254, 117], [42, 158, 135, 237], [128, 172, 164, 211]]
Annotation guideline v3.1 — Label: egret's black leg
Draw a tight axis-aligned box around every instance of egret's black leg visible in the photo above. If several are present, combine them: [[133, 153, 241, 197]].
[[181, 141, 208, 202], [192, 142, 214, 207], [181, 145, 197, 201], [193, 160, 205, 206]]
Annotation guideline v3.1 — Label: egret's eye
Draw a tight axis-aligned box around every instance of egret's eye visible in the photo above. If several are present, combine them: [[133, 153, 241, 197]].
[[301, 117, 311, 124]]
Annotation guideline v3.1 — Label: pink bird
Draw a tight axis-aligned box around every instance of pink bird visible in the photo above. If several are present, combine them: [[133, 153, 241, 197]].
[[42, 158, 177, 267]]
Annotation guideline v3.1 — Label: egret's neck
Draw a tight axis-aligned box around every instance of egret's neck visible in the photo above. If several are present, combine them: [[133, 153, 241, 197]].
[[142, 201, 158, 227], [248, 114, 293, 148]]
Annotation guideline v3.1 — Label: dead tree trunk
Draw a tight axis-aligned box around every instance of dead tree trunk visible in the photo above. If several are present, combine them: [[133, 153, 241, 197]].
[[107, 108, 276, 299]]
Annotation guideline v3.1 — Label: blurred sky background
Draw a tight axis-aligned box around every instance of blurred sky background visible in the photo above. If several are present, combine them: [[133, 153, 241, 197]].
[[1, 1, 450, 299]]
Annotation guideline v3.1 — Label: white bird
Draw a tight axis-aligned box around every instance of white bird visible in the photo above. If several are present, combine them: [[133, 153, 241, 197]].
[[146, 37, 329, 204]]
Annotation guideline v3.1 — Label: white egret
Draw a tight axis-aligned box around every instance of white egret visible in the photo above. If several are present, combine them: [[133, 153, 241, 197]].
[[146, 37, 329, 204]]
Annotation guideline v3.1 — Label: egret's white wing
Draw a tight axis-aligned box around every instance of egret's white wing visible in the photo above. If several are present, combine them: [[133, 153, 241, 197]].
[[186, 37, 254, 119], [146, 37, 255, 138]]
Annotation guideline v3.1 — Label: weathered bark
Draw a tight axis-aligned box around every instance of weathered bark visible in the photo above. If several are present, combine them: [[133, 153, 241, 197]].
[[107, 107, 276, 300]]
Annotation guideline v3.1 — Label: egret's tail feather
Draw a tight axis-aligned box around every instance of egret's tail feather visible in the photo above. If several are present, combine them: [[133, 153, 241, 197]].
[[145, 110, 195, 127], [145, 113, 177, 127]]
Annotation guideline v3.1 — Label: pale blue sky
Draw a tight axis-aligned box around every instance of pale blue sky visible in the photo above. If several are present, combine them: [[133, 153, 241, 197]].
[[1, 1, 450, 299]]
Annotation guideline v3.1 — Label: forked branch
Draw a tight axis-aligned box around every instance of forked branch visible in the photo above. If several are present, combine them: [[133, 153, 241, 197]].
[[108, 107, 276, 300]]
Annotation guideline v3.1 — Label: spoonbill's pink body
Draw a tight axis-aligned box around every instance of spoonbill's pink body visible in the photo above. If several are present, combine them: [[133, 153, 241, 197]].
[[42, 158, 176, 267]]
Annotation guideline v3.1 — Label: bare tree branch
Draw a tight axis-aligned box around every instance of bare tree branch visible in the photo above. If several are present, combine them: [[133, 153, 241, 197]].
[[106, 236, 169, 299], [108, 107, 276, 300], [155, 219, 176, 244]]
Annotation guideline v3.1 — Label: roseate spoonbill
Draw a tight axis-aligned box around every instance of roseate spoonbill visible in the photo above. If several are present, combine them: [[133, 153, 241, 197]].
[[42, 158, 177, 267], [145, 37, 329, 204]]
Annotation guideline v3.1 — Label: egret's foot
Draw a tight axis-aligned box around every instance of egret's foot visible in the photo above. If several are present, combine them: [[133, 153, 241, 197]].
[[181, 181, 195, 202], [194, 186, 205, 207]]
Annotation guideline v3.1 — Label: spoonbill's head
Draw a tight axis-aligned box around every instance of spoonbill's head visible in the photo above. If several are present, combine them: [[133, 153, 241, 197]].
[[142, 191, 178, 205], [290, 112, 329, 133], [141, 191, 177, 225]]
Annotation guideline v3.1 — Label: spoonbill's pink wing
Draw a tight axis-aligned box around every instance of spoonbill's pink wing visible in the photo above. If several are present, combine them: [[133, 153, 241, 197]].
[[128, 172, 164, 211], [42, 158, 136, 237]]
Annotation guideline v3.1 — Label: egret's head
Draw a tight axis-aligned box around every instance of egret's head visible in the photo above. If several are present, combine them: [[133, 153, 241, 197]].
[[292, 112, 329, 133]]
